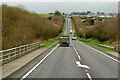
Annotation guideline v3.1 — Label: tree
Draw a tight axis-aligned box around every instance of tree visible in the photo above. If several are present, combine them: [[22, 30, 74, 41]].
[[87, 11, 91, 14], [97, 12, 100, 15], [55, 10, 61, 15], [101, 12, 104, 15]]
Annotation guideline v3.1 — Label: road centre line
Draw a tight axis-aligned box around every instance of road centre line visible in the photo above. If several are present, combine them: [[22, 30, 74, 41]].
[[87, 73, 92, 80], [77, 55, 81, 60], [72, 43, 81, 60], [20, 44, 59, 80]]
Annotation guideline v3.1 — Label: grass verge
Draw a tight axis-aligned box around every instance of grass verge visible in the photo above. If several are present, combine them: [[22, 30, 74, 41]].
[[40, 37, 59, 48], [71, 19, 75, 31], [71, 19, 76, 35], [60, 18, 66, 36], [77, 37, 115, 52]]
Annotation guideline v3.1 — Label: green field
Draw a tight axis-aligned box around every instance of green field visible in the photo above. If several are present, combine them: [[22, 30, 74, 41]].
[[39, 14, 54, 18]]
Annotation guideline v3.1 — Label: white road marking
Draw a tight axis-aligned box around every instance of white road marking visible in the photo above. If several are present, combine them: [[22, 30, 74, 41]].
[[77, 40, 120, 64], [71, 19, 92, 80], [20, 44, 59, 80], [76, 61, 90, 69], [87, 72, 92, 80], [77, 55, 81, 60], [72, 43, 80, 55]]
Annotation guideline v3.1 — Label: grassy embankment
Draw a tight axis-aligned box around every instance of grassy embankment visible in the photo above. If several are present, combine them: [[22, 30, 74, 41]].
[[71, 19, 76, 35], [2, 5, 64, 50], [71, 17, 115, 52], [40, 14, 66, 48]]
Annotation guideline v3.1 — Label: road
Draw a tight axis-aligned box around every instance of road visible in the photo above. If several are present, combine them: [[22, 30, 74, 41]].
[[6, 17, 119, 80]]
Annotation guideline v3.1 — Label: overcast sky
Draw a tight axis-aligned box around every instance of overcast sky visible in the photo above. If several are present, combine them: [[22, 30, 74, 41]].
[[2, 0, 120, 14], [2, 0, 120, 2]]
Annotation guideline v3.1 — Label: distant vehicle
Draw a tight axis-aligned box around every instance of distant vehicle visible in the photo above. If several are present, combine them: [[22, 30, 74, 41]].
[[99, 19, 104, 22], [72, 36, 76, 40], [59, 35, 70, 46], [70, 30, 72, 34], [89, 17, 96, 20], [67, 19, 69, 23], [69, 27, 72, 30]]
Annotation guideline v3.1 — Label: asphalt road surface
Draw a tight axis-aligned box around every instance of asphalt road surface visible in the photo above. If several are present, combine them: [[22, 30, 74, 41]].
[[6, 17, 120, 80]]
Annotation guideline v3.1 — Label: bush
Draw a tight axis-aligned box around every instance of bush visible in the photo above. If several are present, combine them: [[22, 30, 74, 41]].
[[72, 16, 118, 44], [2, 5, 63, 50], [55, 10, 61, 15]]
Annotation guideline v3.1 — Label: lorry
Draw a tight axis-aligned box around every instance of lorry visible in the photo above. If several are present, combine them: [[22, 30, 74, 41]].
[[59, 35, 70, 46]]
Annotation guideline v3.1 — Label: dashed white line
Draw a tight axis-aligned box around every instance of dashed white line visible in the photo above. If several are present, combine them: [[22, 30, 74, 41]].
[[72, 43, 78, 54], [77, 55, 81, 60], [87, 73, 92, 80], [20, 44, 59, 80], [72, 43, 82, 60], [77, 40, 120, 64]]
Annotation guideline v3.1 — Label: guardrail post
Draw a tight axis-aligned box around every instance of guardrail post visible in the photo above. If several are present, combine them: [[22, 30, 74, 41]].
[[8, 50, 11, 62], [15, 48, 17, 58], [39, 42, 40, 48], [0, 51, 3, 65]]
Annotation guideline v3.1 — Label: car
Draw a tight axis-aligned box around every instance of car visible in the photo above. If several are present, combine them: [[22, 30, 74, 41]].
[[72, 36, 76, 40]]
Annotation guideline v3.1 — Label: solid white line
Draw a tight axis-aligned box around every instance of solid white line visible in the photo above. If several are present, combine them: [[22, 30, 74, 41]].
[[77, 40, 120, 64], [87, 73, 92, 80], [20, 44, 59, 80]]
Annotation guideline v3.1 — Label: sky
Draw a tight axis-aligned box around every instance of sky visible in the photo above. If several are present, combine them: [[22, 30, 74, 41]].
[[2, 0, 120, 2], [1, 0, 120, 14]]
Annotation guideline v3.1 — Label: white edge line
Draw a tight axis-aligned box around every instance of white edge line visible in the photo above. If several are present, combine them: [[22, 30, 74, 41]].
[[77, 40, 120, 64], [87, 73, 92, 80], [20, 44, 59, 80]]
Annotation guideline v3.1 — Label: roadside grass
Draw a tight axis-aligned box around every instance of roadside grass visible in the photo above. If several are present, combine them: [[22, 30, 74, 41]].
[[40, 37, 59, 48], [60, 18, 66, 36], [71, 19, 76, 35], [77, 37, 115, 52], [71, 19, 75, 31], [39, 14, 54, 18]]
